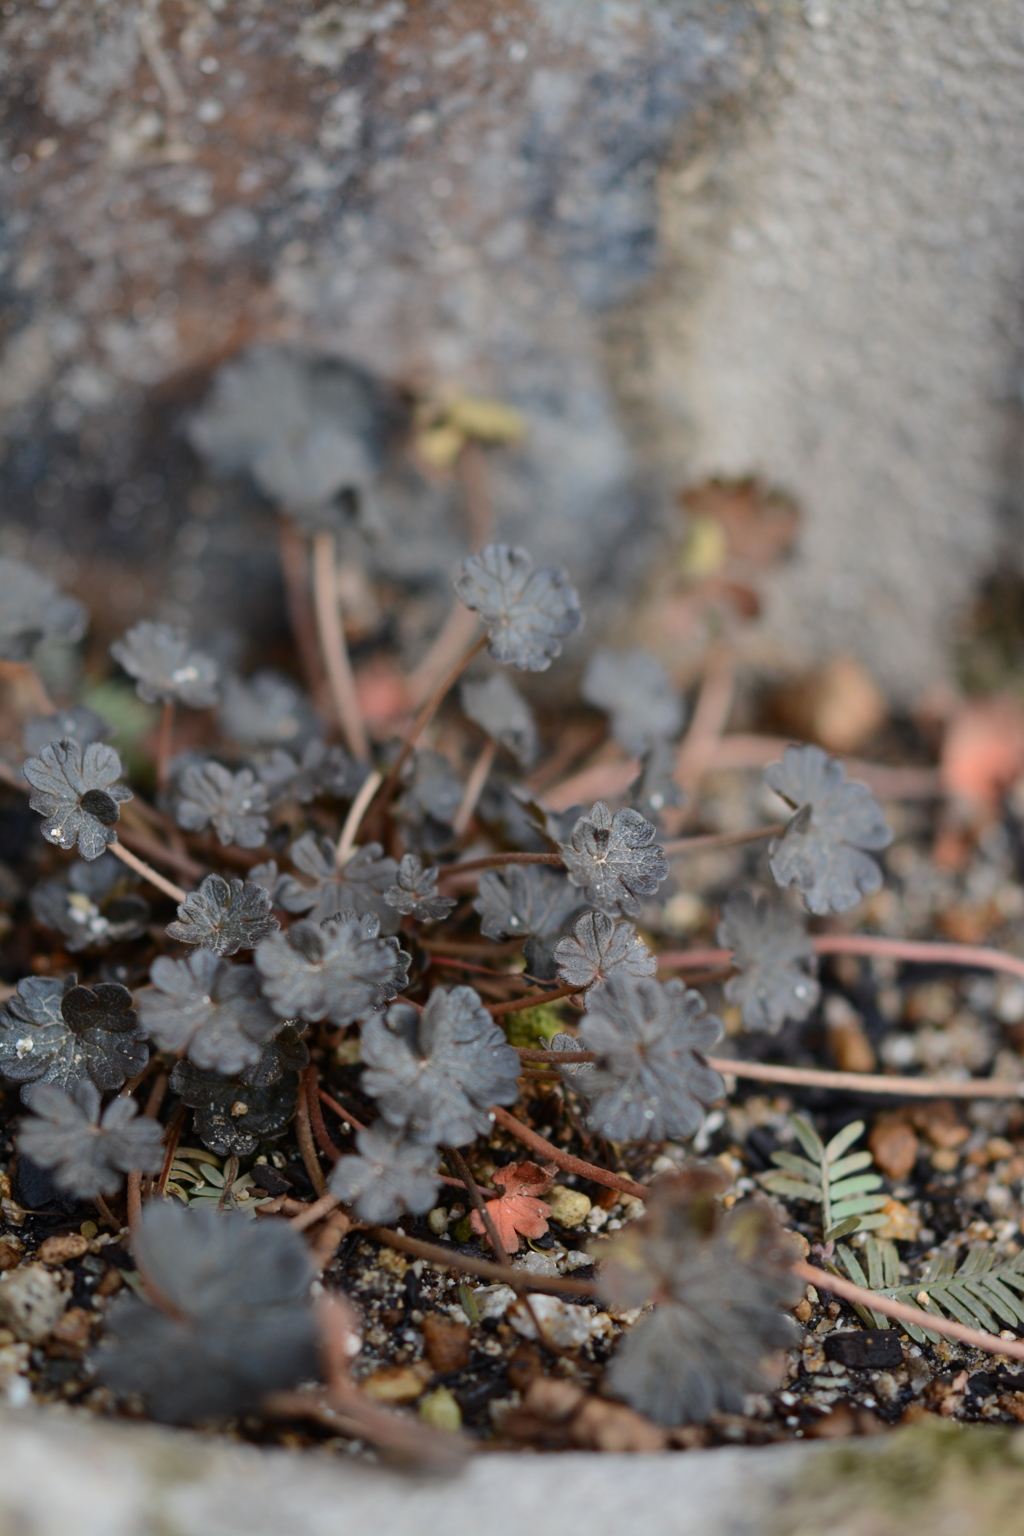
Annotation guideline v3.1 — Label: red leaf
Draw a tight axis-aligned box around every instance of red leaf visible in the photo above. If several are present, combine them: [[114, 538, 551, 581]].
[[469, 1161, 555, 1251]]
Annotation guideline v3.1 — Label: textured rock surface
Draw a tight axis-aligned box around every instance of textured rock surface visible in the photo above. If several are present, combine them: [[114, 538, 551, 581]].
[[0, 0, 760, 660], [2, 2, 1024, 691], [629, 0, 1024, 695]]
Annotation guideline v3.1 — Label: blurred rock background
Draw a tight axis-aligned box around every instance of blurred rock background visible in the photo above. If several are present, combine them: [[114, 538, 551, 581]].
[[2, 0, 1024, 700]]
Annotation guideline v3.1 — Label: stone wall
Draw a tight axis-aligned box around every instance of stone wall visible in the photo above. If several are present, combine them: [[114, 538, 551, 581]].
[[2, 1, 1023, 694]]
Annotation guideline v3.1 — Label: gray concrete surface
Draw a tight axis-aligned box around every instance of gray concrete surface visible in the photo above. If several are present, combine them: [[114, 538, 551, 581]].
[[0, 1407, 816, 1536]]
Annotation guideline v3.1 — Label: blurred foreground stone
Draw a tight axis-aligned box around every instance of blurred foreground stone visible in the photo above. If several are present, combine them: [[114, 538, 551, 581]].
[[0, 1411, 1021, 1536]]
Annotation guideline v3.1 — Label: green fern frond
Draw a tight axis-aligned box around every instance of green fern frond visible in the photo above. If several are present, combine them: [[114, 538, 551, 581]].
[[836, 1236, 1024, 1340], [759, 1114, 888, 1242]]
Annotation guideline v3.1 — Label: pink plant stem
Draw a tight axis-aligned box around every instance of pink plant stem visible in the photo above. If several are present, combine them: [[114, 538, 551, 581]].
[[437, 849, 563, 882], [705, 1057, 1024, 1100], [453, 738, 498, 836], [109, 841, 188, 903], [658, 933, 1024, 987], [311, 530, 370, 762], [490, 1105, 649, 1201], [488, 983, 584, 1018], [661, 823, 786, 857], [794, 1260, 1024, 1361], [317, 1090, 368, 1134]]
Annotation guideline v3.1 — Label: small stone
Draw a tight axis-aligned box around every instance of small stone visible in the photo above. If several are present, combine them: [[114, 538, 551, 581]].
[[422, 1313, 471, 1373], [787, 1230, 811, 1259], [512, 1250, 560, 1278], [426, 1206, 449, 1236], [931, 1148, 960, 1173], [509, 1293, 597, 1350], [0, 1264, 67, 1343], [360, 1362, 433, 1404], [470, 1284, 517, 1321], [376, 1247, 409, 1279], [824, 996, 876, 1072], [869, 1114, 919, 1180], [794, 1298, 813, 1323], [418, 1386, 462, 1432], [824, 1329, 903, 1370], [1, 1199, 26, 1228], [95, 1269, 123, 1299], [874, 1197, 921, 1242], [0, 1238, 23, 1273], [37, 1234, 90, 1267], [547, 1186, 592, 1228], [0, 1342, 30, 1387], [911, 1100, 969, 1149], [49, 1305, 93, 1351]]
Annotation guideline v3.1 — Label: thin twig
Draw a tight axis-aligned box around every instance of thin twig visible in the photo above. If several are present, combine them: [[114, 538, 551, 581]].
[[289, 1189, 341, 1232], [317, 1089, 368, 1135], [93, 1193, 119, 1230], [405, 604, 481, 711], [295, 1070, 327, 1196], [126, 1170, 142, 1238], [119, 824, 204, 881], [453, 738, 498, 836], [335, 769, 383, 870], [488, 983, 584, 1019], [311, 529, 370, 761], [305, 1065, 341, 1163], [674, 646, 736, 803], [365, 1225, 599, 1297], [445, 1146, 509, 1265], [657, 933, 1024, 988], [155, 1104, 187, 1198], [459, 440, 493, 552], [373, 632, 488, 817], [278, 514, 329, 717], [795, 1260, 1024, 1361], [437, 849, 563, 882], [661, 823, 786, 857], [109, 840, 188, 903], [143, 1071, 168, 1122], [490, 1105, 648, 1201], [707, 1056, 1024, 1100]]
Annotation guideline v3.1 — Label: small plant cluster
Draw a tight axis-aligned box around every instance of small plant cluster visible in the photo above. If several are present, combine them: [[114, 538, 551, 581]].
[[3, 524, 1021, 1462]]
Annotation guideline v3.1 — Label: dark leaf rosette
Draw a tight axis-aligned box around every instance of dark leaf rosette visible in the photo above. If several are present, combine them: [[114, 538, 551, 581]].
[[93, 1202, 318, 1423], [0, 975, 148, 1102], [110, 620, 219, 708], [169, 1029, 308, 1158], [764, 745, 892, 915], [629, 740, 684, 826], [553, 911, 657, 1001], [138, 951, 280, 1076], [24, 704, 110, 758], [276, 832, 399, 934], [460, 673, 538, 768], [174, 761, 270, 849], [255, 911, 409, 1026], [18, 1080, 163, 1200], [474, 863, 583, 979], [717, 891, 820, 1034], [361, 986, 521, 1146], [602, 1174, 801, 1425], [453, 543, 583, 672], [383, 853, 456, 922], [574, 976, 725, 1141], [219, 670, 317, 750], [166, 874, 279, 958], [329, 1123, 440, 1223], [256, 740, 364, 805], [0, 557, 87, 661], [559, 801, 668, 920], [23, 740, 133, 861], [30, 855, 149, 953], [581, 648, 684, 754]]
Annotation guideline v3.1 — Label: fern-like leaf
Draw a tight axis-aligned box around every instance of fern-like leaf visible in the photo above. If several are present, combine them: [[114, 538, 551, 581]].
[[760, 1114, 888, 1242], [837, 1236, 1024, 1340]]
